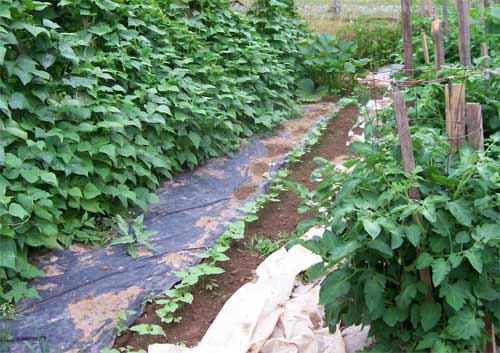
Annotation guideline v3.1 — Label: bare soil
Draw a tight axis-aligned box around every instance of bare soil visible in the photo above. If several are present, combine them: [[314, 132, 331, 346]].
[[113, 103, 358, 351]]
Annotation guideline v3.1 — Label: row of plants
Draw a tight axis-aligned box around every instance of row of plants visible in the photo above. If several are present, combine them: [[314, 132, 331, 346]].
[[108, 97, 358, 352], [0, 0, 368, 306], [289, 5, 500, 351]]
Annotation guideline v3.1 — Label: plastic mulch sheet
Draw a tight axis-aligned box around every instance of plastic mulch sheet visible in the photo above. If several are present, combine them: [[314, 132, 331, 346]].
[[2, 103, 334, 353]]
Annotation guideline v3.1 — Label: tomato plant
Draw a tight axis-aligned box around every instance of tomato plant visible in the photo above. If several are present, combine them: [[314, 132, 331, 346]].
[[294, 128, 500, 352]]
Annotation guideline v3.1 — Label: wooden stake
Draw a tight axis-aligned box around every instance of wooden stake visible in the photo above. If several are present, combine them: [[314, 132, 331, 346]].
[[331, 0, 341, 14], [442, 0, 449, 34], [420, 0, 426, 16], [465, 103, 484, 150], [431, 19, 445, 69], [479, 0, 489, 67], [481, 43, 490, 67], [421, 31, 430, 64], [426, 0, 433, 17], [456, 0, 472, 66], [393, 89, 434, 301], [401, 0, 414, 76], [445, 83, 466, 150]]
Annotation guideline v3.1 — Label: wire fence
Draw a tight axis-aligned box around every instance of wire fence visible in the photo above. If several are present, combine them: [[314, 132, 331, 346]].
[[360, 65, 495, 176]]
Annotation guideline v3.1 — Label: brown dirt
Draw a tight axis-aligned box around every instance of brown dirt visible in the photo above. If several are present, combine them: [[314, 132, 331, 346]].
[[113, 103, 358, 351], [233, 183, 259, 200]]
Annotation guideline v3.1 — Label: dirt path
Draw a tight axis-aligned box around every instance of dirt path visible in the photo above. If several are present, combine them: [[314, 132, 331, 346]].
[[113, 103, 358, 351]]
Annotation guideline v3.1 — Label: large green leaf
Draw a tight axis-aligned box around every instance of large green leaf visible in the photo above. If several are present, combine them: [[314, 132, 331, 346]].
[[364, 273, 385, 315], [446, 200, 473, 227], [431, 258, 450, 287], [443, 309, 484, 340], [0, 237, 17, 270], [420, 301, 441, 331]]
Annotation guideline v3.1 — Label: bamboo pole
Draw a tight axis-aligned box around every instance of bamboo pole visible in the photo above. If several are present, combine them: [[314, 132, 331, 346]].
[[420, 0, 426, 16]]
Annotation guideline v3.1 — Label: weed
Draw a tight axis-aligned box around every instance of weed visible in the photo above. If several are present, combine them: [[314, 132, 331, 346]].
[[110, 215, 157, 259], [246, 233, 294, 257]]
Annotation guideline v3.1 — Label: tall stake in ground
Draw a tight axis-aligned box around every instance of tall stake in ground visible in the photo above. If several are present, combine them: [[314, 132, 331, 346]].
[[442, 0, 449, 34], [401, 0, 414, 76], [445, 83, 466, 150], [456, 0, 472, 66], [431, 18, 445, 69], [465, 103, 484, 150], [426, 0, 433, 17], [393, 89, 434, 300], [479, 0, 489, 67], [421, 30, 430, 64]]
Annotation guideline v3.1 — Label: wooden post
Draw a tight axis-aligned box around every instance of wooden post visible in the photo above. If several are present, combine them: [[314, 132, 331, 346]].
[[426, 0, 433, 17], [393, 89, 434, 301], [445, 83, 466, 150], [421, 31, 430, 64], [420, 0, 426, 16], [442, 0, 449, 34], [481, 43, 490, 67], [456, 0, 472, 66], [331, 0, 341, 14], [431, 18, 445, 69], [465, 103, 484, 150], [401, 0, 414, 76], [479, 0, 489, 67]]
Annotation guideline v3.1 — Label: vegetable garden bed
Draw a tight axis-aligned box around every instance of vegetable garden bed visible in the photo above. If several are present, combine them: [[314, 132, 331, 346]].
[[112, 101, 360, 352]]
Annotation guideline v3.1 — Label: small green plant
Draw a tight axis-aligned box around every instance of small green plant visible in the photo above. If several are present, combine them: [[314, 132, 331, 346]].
[[116, 310, 137, 336], [204, 279, 219, 291], [110, 215, 157, 259], [130, 324, 165, 337], [246, 232, 295, 257], [0, 302, 14, 320], [1, 324, 13, 351]]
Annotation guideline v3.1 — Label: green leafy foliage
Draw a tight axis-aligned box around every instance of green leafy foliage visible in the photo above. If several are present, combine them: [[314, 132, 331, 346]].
[[130, 324, 165, 337], [337, 17, 401, 68], [295, 129, 500, 351], [110, 215, 157, 259], [300, 33, 369, 93], [0, 0, 315, 304]]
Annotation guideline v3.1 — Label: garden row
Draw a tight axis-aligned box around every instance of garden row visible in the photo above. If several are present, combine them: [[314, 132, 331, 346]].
[[0, 0, 367, 309], [292, 2, 500, 352]]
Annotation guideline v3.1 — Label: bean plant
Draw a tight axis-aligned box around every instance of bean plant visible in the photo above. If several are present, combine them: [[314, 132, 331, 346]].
[[0, 0, 300, 304]]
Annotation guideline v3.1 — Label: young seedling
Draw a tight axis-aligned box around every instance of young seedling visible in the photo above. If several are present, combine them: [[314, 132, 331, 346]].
[[111, 215, 157, 259]]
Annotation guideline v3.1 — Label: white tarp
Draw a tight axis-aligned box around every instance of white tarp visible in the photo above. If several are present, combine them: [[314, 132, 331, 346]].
[[149, 228, 370, 353]]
